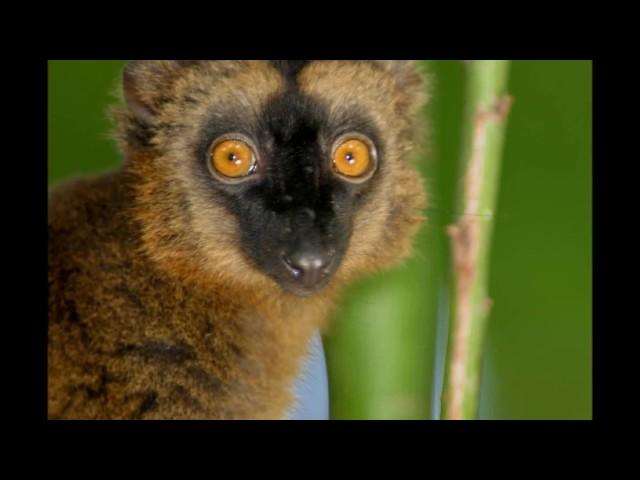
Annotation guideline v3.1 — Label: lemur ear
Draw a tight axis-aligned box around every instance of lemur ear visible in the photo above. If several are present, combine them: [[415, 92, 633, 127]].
[[375, 60, 417, 73], [373, 60, 428, 112], [374, 60, 423, 87], [123, 60, 194, 124]]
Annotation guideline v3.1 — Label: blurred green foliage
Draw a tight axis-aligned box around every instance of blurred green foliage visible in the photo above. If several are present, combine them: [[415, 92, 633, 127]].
[[48, 60, 591, 419]]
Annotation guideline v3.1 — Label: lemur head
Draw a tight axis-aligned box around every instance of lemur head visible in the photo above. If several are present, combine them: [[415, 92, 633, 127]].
[[113, 60, 427, 297]]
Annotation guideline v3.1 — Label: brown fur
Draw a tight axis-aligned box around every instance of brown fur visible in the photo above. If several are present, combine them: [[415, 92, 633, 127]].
[[48, 60, 428, 419]]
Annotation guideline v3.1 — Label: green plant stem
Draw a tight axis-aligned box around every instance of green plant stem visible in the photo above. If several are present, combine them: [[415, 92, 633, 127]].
[[442, 60, 512, 420]]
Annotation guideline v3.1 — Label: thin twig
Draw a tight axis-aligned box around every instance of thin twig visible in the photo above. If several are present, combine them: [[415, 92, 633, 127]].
[[443, 61, 512, 420]]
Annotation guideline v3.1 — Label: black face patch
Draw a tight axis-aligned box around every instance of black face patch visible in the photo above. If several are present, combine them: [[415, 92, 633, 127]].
[[192, 62, 383, 295]]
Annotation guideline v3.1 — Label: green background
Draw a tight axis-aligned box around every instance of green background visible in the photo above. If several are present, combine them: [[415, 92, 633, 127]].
[[48, 60, 592, 419]]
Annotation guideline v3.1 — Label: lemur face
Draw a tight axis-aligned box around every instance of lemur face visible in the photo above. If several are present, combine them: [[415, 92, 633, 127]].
[[117, 61, 427, 296], [200, 93, 375, 295]]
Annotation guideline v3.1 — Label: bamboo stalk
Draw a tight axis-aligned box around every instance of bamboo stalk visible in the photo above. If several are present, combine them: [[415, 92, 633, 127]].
[[442, 60, 512, 420]]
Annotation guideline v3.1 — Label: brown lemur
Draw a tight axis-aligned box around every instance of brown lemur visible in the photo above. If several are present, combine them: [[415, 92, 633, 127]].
[[48, 60, 428, 419]]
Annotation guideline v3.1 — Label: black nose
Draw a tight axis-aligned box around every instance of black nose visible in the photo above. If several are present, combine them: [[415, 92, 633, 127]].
[[282, 251, 333, 290]]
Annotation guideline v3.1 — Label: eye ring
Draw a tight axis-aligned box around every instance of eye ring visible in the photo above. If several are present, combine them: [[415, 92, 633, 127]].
[[330, 133, 378, 184], [207, 133, 260, 184]]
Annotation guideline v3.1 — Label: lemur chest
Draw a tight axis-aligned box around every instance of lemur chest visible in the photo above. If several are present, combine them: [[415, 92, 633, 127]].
[[91, 273, 310, 418]]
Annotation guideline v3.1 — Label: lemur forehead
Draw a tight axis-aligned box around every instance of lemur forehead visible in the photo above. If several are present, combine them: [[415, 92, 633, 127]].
[[175, 61, 391, 115], [269, 60, 312, 82]]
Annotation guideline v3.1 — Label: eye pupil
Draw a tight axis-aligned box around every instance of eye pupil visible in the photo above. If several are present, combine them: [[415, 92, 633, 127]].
[[345, 153, 355, 164]]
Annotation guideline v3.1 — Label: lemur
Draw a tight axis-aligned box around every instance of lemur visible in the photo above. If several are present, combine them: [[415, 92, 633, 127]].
[[48, 60, 428, 419]]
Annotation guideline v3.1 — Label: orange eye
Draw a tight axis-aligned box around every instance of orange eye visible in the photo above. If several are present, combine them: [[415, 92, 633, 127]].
[[332, 138, 373, 179], [210, 139, 257, 179]]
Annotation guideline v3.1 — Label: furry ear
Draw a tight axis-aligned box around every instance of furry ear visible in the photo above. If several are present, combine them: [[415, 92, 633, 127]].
[[374, 60, 417, 74], [373, 60, 428, 113], [374, 60, 424, 88], [123, 60, 193, 124]]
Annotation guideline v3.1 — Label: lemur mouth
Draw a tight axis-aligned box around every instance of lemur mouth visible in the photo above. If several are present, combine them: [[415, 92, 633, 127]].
[[276, 249, 337, 296]]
